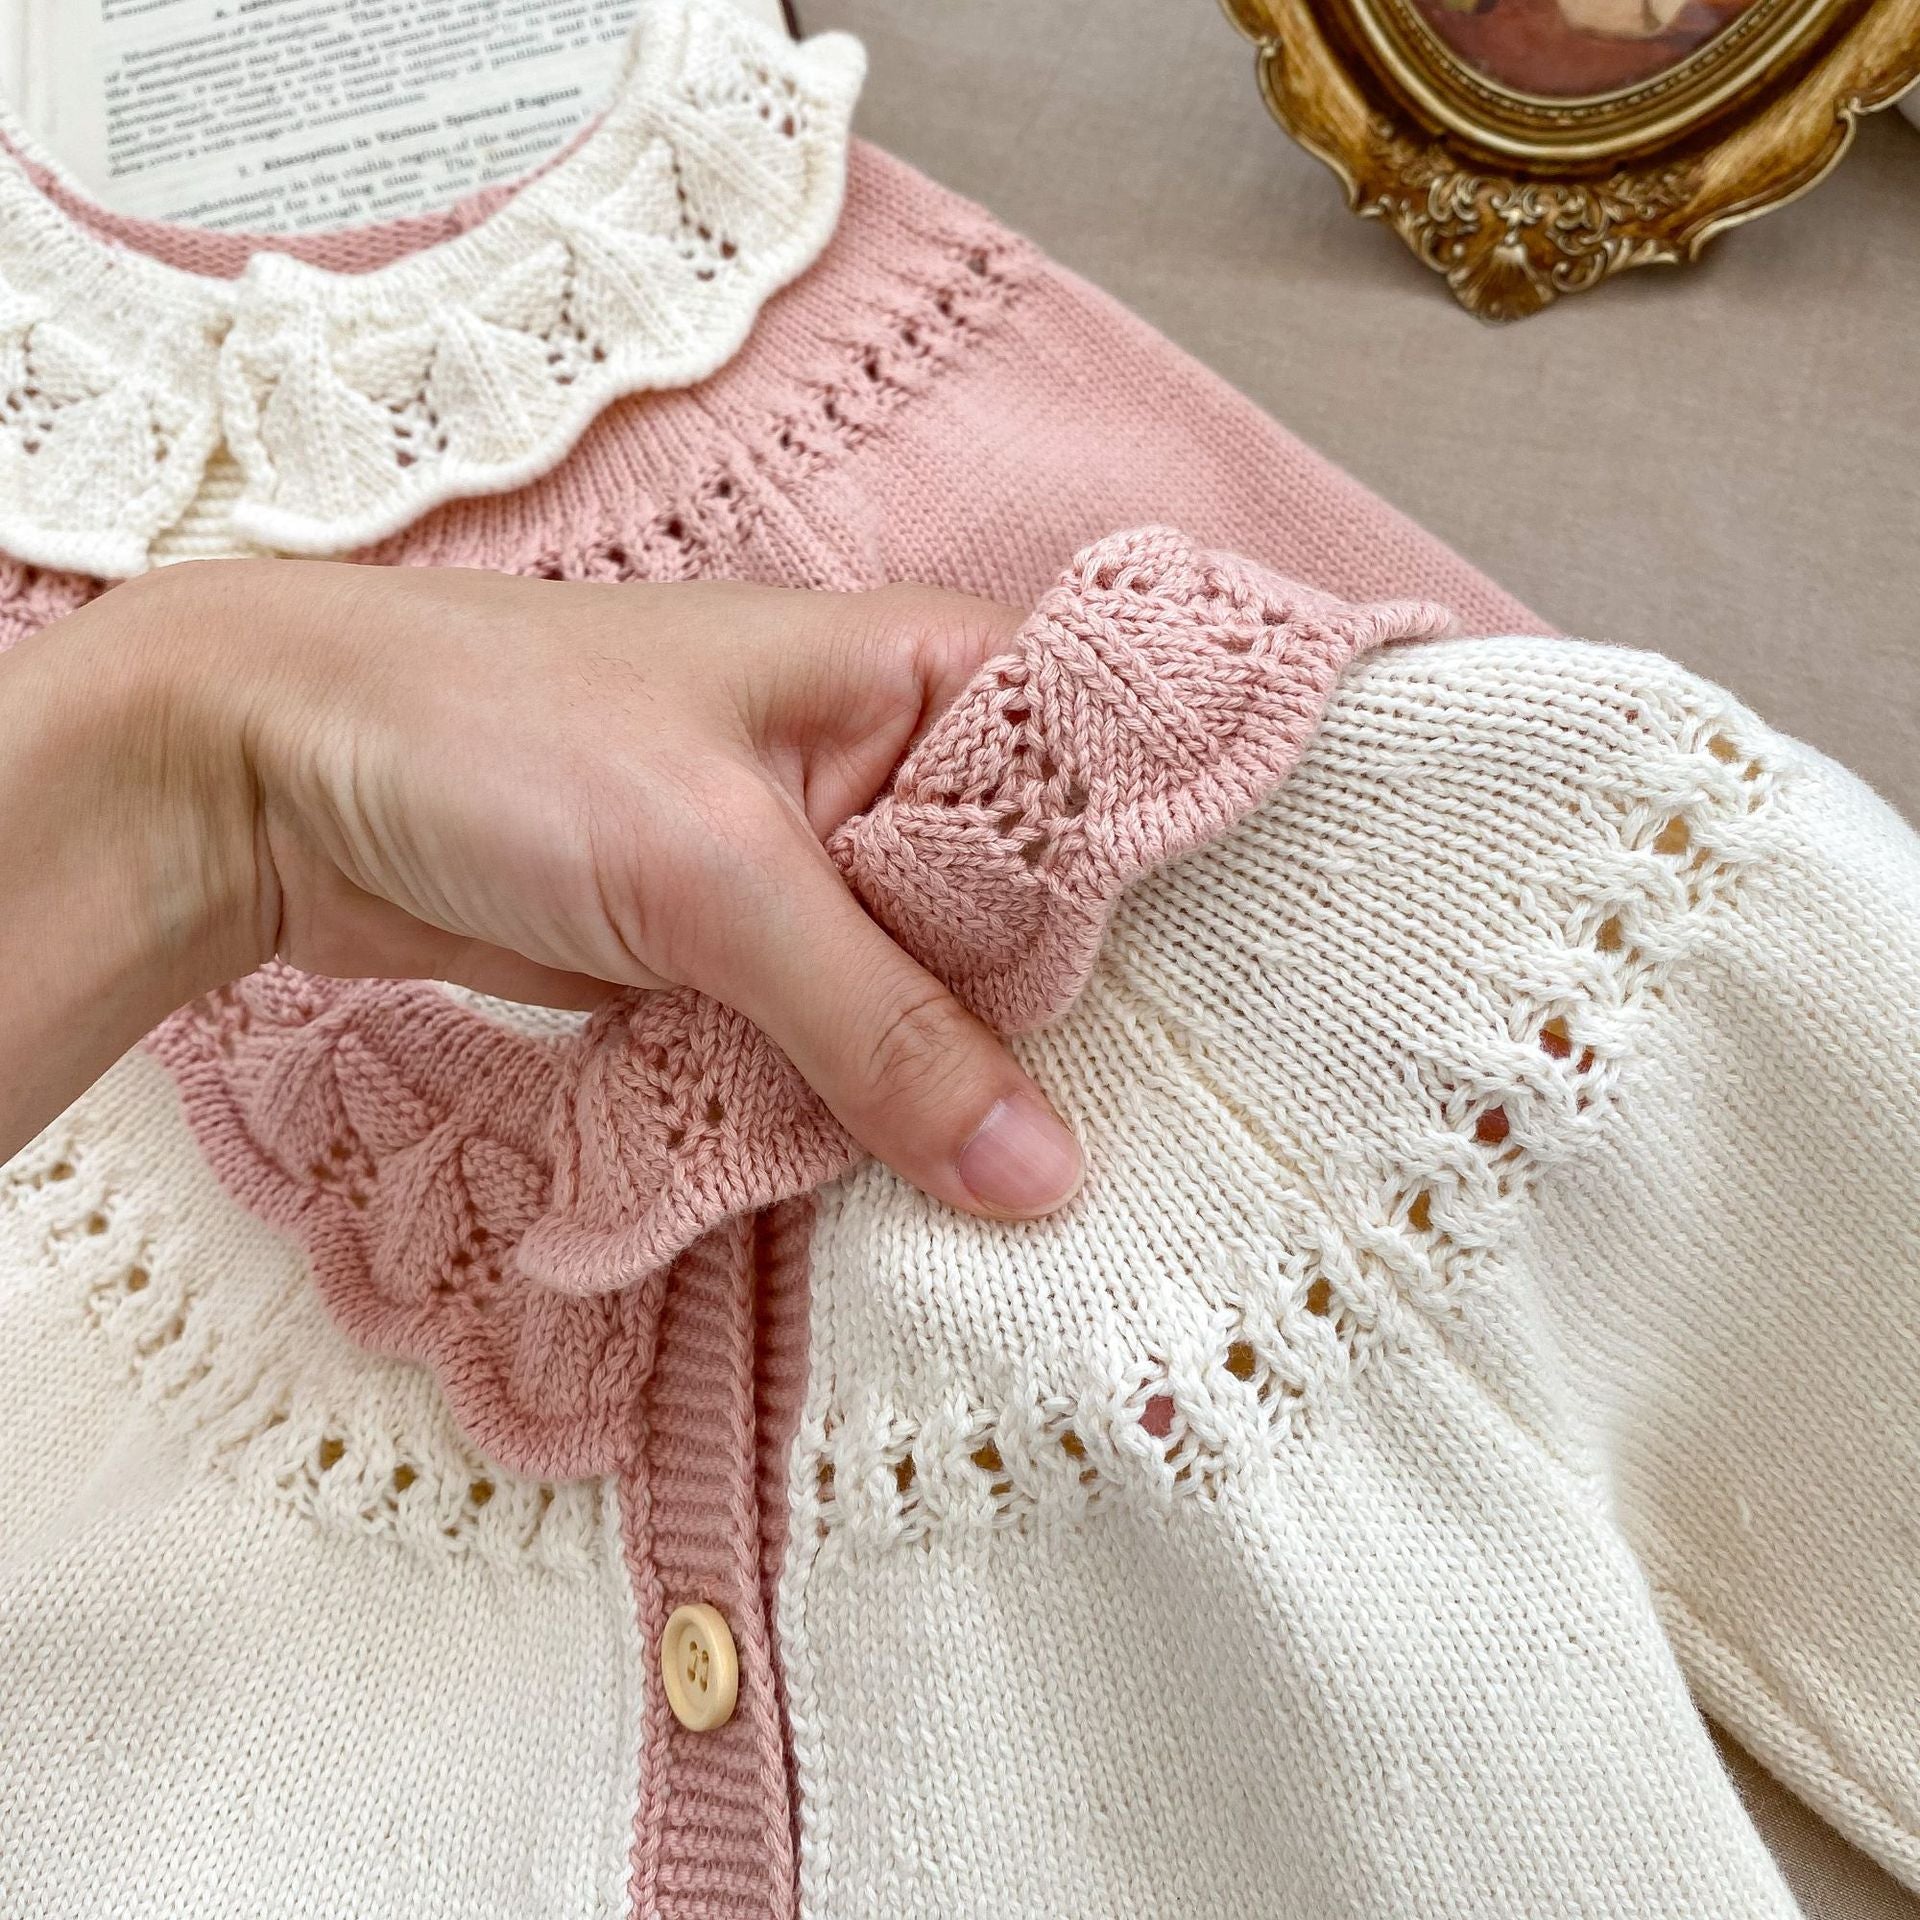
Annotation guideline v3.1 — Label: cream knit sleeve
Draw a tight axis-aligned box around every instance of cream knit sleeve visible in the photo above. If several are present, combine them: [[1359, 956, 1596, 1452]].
[[1497, 700, 1920, 1881], [775, 629, 1914, 1917]]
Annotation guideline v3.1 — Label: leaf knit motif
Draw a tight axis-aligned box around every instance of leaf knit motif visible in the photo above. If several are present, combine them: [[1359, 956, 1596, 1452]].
[[151, 527, 1450, 1478], [0, 0, 864, 575]]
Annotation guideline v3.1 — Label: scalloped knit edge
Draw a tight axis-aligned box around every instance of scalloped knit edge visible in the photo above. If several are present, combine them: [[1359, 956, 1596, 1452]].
[[149, 528, 1450, 1467], [0, 0, 865, 575], [522, 529, 1451, 1290]]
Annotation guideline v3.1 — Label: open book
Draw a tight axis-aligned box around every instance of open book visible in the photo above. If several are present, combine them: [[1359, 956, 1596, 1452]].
[[0, 0, 787, 232]]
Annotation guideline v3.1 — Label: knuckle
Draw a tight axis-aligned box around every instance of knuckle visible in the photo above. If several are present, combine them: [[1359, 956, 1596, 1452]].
[[860, 980, 971, 1117], [600, 767, 789, 987]]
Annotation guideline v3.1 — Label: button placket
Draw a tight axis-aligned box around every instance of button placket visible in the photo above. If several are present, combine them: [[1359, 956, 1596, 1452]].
[[623, 1207, 813, 1920]]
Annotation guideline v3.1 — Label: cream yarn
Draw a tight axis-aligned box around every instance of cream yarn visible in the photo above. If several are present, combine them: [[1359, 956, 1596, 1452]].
[[0, 0, 863, 575], [780, 636, 1919, 1916]]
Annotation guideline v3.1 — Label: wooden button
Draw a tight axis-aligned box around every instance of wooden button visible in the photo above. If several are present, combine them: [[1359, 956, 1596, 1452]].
[[661, 1603, 738, 1732]]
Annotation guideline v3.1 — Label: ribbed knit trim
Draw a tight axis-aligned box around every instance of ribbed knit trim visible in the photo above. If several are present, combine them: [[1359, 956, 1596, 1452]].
[[621, 1202, 814, 1920]]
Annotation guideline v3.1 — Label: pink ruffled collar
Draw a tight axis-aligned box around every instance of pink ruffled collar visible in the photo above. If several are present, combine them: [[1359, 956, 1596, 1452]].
[[152, 528, 1448, 1479]]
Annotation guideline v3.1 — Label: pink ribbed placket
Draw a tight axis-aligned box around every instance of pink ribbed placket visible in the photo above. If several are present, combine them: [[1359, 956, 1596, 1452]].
[[622, 1206, 815, 1919]]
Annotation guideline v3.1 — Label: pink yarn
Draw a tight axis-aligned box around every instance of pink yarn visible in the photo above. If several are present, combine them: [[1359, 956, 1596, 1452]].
[[150, 526, 1447, 1459], [524, 529, 1449, 1294]]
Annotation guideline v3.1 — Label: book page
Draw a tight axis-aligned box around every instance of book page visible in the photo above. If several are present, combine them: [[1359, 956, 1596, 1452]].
[[13, 0, 788, 232]]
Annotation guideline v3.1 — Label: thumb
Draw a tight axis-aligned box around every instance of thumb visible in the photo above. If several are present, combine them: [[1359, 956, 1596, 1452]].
[[702, 811, 1084, 1221]]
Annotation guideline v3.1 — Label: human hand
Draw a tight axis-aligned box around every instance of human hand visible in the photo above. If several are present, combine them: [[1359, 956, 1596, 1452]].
[[0, 561, 1083, 1219]]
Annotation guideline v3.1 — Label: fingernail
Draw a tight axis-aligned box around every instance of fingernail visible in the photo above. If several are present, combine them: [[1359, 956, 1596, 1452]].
[[956, 1092, 1084, 1217]]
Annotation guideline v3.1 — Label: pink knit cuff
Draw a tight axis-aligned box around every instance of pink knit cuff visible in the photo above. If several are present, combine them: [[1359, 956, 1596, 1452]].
[[151, 528, 1447, 1473], [524, 526, 1447, 1290]]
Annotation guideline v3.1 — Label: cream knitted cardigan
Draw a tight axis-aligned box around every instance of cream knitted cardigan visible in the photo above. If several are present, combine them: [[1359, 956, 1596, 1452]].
[[2, 5, 1917, 1917], [11, 625, 1918, 1918]]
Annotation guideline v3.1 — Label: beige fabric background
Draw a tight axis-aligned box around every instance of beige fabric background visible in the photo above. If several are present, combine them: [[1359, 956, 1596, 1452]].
[[805, 0, 1919, 827], [800, 2, 1920, 1913]]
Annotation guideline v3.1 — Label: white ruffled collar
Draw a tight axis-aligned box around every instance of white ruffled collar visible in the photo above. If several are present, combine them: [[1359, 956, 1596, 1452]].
[[0, 0, 863, 578]]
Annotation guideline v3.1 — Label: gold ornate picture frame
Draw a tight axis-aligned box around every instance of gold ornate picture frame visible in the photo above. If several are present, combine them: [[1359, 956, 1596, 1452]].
[[1224, 0, 1920, 319]]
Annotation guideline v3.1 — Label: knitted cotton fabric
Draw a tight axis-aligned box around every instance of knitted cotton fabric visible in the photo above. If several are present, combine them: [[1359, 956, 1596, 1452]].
[[2, 4, 1917, 1917]]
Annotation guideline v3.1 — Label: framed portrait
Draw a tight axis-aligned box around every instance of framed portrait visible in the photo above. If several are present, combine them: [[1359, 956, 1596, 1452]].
[[1224, 0, 1920, 318]]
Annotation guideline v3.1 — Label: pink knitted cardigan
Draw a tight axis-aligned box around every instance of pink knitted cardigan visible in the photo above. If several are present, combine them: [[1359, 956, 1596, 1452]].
[[2, 90, 1540, 1920]]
